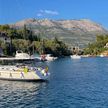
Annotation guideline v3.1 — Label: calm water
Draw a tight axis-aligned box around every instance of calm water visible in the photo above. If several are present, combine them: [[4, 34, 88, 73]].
[[1, 57, 108, 108]]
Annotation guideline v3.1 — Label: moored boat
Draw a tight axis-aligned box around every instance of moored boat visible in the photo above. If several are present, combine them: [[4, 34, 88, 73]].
[[15, 50, 41, 60], [99, 54, 104, 57], [71, 55, 81, 59], [45, 54, 57, 61], [0, 51, 50, 81]]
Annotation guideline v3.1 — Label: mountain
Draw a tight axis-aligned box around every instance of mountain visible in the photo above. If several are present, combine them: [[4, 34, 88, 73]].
[[12, 18, 108, 48]]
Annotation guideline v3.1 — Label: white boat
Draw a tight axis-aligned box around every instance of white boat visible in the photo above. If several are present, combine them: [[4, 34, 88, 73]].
[[14, 50, 42, 62], [99, 54, 104, 57], [15, 50, 38, 60], [81, 55, 89, 57], [0, 53, 50, 81], [71, 55, 81, 59], [45, 54, 57, 61], [15, 50, 30, 59]]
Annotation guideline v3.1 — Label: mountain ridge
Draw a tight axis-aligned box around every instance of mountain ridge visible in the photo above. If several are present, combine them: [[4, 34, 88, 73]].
[[11, 18, 108, 48]]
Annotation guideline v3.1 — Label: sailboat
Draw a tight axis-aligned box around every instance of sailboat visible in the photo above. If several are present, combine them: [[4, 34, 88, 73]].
[[0, 51, 50, 81]]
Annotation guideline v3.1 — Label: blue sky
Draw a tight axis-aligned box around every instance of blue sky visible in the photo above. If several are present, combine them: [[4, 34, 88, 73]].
[[0, 0, 108, 28]]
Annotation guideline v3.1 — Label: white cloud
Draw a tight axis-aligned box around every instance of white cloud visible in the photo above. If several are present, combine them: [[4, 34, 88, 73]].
[[44, 10, 59, 15], [37, 9, 59, 17], [37, 13, 42, 17]]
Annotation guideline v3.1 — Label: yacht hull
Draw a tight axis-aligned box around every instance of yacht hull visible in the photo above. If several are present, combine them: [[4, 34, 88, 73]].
[[0, 70, 49, 81], [0, 78, 46, 82]]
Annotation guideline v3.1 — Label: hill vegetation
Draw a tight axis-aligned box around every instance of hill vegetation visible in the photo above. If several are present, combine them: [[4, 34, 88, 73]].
[[1, 18, 108, 57], [83, 35, 108, 55], [0, 25, 71, 56], [12, 18, 108, 47]]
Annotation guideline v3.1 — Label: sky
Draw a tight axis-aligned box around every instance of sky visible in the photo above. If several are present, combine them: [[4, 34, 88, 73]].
[[0, 0, 108, 28]]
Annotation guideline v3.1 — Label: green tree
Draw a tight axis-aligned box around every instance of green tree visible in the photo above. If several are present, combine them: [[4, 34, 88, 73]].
[[0, 24, 10, 31]]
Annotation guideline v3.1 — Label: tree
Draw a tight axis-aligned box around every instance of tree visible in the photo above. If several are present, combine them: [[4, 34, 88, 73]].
[[83, 35, 108, 55], [0, 24, 10, 31], [23, 24, 28, 39]]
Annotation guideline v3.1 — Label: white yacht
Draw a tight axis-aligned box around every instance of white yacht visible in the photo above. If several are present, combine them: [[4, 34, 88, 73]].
[[15, 50, 30, 59], [99, 54, 104, 57], [15, 50, 38, 60], [0, 52, 50, 81], [45, 54, 57, 61], [71, 55, 81, 59]]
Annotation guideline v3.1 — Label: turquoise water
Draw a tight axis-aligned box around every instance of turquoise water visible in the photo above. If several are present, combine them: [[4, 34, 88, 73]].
[[1, 57, 108, 108]]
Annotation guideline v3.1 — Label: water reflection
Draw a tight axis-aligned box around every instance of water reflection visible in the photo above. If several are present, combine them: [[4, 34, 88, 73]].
[[0, 80, 48, 108], [1, 57, 108, 108]]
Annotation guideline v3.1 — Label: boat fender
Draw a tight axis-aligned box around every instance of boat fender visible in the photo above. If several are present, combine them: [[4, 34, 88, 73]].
[[24, 67, 28, 73], [45, 66, 48, 73]]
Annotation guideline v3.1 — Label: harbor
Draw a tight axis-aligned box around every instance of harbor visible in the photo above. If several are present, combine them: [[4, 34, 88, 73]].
[[1, 0, 108, 107], [1, 57, 108, 108]]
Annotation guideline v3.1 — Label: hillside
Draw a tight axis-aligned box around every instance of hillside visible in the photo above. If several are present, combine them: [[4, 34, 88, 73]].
[[11, 18, 108, 48]]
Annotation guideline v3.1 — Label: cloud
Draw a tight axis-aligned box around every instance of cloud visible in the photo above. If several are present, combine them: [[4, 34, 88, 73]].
[[44, 10, 59, 15], [37, 9, 59, 17], [37, 13, 43, 17]]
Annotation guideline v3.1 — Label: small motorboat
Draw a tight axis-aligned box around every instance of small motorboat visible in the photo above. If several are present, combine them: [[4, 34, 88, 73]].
[[99, 54, 104, 57], [71, 55, 81, 59], [45, 54, 57, 61]]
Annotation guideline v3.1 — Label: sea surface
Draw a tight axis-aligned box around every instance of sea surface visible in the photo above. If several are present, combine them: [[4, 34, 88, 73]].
[[1, 57, 108, 108]]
